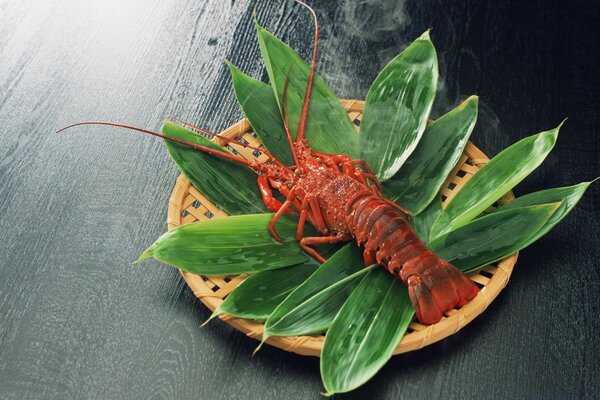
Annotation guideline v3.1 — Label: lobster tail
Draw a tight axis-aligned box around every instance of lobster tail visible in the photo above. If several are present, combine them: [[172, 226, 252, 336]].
[[404, 256, 479, 324], [347, 194, 479, 325]]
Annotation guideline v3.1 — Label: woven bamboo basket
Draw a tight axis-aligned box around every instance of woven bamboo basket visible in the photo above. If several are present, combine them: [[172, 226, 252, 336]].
[[167, 99, 517, 357]]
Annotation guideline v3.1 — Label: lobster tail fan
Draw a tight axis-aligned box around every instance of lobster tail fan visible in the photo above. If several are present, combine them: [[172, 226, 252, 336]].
[[406, 259, 479, 325], [407, 276, 443, 324]]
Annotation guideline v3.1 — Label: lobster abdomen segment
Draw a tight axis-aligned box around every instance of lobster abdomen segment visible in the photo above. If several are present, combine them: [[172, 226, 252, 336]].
[[347, 194, 479, 324]]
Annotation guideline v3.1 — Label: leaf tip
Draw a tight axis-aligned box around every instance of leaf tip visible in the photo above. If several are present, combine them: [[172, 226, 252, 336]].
[[133, 248, 153, 264], [466, 94, 479, 104], [252, 337, 267, 357], [559, 117, 568, 127], [160, 119, 178, 134], [419, 29, 432, 41], [458, 95, 479, 112], [253, 8, 265, 31], [224, 59, 239, 77], [201, 310, 220, 328], [552, 118, 567, 136], [538, 119, 563, 147]]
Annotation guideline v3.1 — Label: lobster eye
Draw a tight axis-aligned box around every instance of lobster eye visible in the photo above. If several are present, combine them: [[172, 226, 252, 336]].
[[294, 169, 302, 175]]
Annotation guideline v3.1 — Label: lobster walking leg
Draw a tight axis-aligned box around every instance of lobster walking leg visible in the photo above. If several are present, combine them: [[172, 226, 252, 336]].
[[268, 187, 299, 242], [257, 176, 287, 213], [258, 176, 282, 212], [299, 234, 350, 264], [293, 192, 340, 263]]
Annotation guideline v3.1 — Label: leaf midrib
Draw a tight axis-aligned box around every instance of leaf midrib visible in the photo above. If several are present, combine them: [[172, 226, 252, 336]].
[[160, 239, 299, 251]]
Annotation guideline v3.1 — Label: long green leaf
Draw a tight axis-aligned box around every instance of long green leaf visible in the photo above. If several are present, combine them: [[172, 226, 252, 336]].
[[383, 96, 478, 213], [263, 244, 366, 339], [492, 181, 593, 247], [430, 203, 560, 273], [430, 124, 561, 239], [226, 61, 294, 166], [212, 261, 319, 321], [162, 121, 265, 215], [137, 214, 308, 275], [360, 31, 438, 181], [321, 268, 413, 396], [255, 23, 359, 158]]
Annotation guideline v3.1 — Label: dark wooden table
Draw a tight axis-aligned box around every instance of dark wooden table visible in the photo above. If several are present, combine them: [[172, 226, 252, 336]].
[[1, 0, 598, 398]]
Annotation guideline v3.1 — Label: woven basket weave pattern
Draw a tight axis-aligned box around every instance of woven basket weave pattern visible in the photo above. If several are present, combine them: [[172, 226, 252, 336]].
[[167, 99, 517, 357]]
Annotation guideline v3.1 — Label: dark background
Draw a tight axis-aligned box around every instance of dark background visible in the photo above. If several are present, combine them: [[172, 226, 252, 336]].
[[1, 0, 598, 398]]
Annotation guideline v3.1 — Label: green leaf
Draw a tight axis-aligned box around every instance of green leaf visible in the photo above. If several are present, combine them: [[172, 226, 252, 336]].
[[430, 203, 560, 273], [212, 261, 319, 321], [226, 61, 294, 166], [430, 123, 561, 239], [162, 121, 265, 215], [383, 96, 478, 213], [409, 194, 442, 243], [263, 244, 367, 339], [320, 268, 414, 396], [255, 23, 359, 158], [138, 214, 309, 275], [360, 31, 438, 181], [492, 181, 594, 247]]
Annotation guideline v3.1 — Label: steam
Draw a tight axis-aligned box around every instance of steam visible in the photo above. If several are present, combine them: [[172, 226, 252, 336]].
[[313, 0, 505, 147], [338, 0, 411, 43], [317, 0, 411, 97]]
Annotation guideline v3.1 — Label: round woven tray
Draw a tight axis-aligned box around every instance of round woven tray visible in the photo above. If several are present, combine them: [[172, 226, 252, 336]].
[[167, 99, 517, 357]]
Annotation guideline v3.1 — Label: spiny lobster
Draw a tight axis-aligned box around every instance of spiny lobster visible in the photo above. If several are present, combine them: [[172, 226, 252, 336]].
[[59, 1, 478, 325]]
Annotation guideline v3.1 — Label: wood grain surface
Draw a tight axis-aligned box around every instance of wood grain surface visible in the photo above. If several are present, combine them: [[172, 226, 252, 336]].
[[0, 0, 598, 399]]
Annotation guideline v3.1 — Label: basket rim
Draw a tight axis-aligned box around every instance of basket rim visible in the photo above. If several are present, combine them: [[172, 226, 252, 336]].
[[167, 99, 518, 357]]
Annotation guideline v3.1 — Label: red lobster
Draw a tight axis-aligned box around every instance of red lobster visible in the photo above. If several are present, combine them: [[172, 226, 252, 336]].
[[59, 1, 478, 324]]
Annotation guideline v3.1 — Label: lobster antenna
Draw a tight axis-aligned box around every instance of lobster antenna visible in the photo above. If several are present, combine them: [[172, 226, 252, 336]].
[[282, 65, 301, 167], [294, 0, 319, 143], [56, 121, 262, 171]]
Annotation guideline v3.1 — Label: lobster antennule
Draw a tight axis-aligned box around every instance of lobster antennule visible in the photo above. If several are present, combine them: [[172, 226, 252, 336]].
[[56, 121, 262, 171], [172, 118, 291, 171], [172, 118, 263, 152], [294, 0, 319, 143]]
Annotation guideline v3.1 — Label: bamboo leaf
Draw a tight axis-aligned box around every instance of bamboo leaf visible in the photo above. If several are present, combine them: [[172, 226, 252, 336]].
[[430, 123, 561, 239], [491, 181, 594, 247], [138, 214, 309, 275], [226, 61, 294, 166], [263, 244, 367, 339], [162, 121, 265, 215], [320, 268, 413, 396], [360, 31, 438, 181], [213, 261, 319, 321], [409, 194, 442, 243], [255, 23, 359, 158], [430, 203, 560, 273], [383, 96, 478, 213]]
